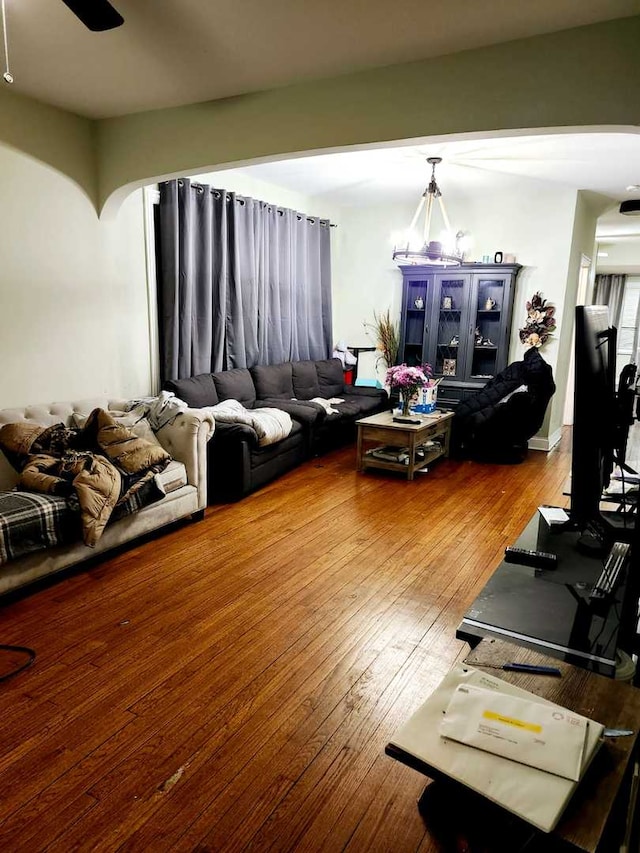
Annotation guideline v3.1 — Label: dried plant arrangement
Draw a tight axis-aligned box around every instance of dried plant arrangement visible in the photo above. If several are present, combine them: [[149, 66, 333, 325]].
[[364, 309, 400, 369]]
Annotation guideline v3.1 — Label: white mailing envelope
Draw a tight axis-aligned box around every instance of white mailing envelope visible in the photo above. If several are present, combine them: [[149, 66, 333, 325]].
[[440, 683, 588, 781], [389, 666, 605, 832]]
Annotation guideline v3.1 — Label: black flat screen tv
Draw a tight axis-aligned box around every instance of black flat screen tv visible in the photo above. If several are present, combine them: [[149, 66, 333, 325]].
[[569, 305, 618, 547]]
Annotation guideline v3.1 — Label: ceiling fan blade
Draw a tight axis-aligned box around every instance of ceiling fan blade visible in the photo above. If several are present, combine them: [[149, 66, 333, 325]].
[[60, 0, 124, 32]]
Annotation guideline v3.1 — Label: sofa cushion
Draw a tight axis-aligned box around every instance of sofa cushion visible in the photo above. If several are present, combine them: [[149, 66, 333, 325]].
[[316, 358, 346, 398], [213, 368, 257, 407], [335, 395, 385, 419], [292, 361, 321, 400], [251, 363, 295, 400], [155, 459, 188, 494], [248, 419, 304, 465], [256, 398, 325, 427], [165, 374, 219, 408]]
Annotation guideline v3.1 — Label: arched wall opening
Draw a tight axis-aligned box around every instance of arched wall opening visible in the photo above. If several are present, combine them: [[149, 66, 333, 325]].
[[3, 8, 640, 412], [124, 126, 640, 446]]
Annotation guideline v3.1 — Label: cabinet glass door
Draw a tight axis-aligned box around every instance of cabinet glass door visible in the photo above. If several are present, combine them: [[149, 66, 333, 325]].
[[401, 278, 429, 366], [432, 275, 469, 380], [470, 274, 508, 380]]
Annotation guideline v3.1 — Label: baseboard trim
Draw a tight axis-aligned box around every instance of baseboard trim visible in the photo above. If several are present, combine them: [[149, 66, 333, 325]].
[[528, 428, 562, 453]]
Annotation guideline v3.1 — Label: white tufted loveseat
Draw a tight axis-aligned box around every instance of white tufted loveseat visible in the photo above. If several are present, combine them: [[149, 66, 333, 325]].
[[0, 398, 215, 596]]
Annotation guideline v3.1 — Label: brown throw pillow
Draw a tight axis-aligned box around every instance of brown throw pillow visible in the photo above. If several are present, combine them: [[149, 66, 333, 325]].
[[83, 409, 170, 475]]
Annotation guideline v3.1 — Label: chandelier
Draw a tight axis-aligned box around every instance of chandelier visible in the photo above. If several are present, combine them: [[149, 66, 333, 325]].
[[393, 157, 467, 266]]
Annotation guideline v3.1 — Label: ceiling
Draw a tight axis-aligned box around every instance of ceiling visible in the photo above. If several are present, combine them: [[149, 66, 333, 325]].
[[2, 0, 639, 119], [212, 131, 640, 241]]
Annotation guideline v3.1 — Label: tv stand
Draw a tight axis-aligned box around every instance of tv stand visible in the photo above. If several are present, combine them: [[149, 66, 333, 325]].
[[456, 510, 632, 677]]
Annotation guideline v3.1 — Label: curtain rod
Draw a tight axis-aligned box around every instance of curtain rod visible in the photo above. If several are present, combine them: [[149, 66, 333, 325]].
[[173, 179, 336, 227]]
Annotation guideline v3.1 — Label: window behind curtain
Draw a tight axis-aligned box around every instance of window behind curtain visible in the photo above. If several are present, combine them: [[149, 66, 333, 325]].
[[155, 179, 333, 382], [616, 276, 640, 382]]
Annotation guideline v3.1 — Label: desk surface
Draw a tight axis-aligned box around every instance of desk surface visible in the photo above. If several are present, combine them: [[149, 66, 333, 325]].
[[457, 512, 629, 676], [386, 638, 640, 852]]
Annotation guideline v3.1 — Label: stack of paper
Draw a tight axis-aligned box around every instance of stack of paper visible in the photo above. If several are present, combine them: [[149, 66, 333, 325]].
[[538, 505, 570, 526], [388, 665, 604, 832]]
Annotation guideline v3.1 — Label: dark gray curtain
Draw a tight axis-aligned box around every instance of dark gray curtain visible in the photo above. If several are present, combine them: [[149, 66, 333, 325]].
[[593, 273, 626, 327], [157, 179, 332, 381]]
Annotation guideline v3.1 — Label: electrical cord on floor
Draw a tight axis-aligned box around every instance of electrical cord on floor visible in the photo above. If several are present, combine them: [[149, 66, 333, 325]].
[[0, 644, 36, 682]]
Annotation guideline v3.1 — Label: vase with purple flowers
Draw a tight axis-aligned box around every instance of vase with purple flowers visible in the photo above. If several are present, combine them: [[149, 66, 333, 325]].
[[386, 363, 433, 416]]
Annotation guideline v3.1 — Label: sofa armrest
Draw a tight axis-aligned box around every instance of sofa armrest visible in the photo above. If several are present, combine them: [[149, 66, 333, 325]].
[[155, 408, 215, 509], [213, 421, 260, 447]]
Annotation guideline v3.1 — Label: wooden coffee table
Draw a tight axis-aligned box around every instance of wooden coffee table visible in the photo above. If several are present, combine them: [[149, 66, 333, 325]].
[[356, 410, 454, 480]]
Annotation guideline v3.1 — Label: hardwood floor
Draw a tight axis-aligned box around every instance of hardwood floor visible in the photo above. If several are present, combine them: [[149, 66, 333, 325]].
[[0, 436, 573, 852]]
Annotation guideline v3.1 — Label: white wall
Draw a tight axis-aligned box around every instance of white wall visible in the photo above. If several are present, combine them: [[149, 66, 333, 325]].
[[596, 238, 640, 274], [440, 175, 579, 373], [0, 146, 151, 409], [551, 192, 601, 437], [331, 202, 406, 348]]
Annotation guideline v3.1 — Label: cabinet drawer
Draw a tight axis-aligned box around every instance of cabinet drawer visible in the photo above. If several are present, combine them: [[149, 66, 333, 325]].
[[437, 386, 465, 409], [438, 384, 484, 410]]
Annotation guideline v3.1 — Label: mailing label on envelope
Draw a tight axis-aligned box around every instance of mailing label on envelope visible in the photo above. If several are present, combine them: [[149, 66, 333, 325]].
[[439, 684, 589, 781]]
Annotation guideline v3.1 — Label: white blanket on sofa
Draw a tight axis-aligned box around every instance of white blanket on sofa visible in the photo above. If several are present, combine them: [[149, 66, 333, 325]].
[[208, 400, 292, 447]]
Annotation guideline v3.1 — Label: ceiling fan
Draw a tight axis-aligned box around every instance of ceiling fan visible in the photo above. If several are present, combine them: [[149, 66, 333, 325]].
[[1, 0, 123, 85], [60, 0, 124, 32]]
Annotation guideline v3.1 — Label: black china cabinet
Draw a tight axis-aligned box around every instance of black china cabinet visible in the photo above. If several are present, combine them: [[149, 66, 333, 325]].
[[398, 263, 522, 408]]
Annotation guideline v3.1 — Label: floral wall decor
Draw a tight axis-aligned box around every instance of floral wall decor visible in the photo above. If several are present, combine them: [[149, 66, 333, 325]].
[[519, 292, 556, 348]]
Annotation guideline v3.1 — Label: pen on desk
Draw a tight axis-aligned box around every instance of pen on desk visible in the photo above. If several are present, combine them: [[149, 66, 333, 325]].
[[463, 660, 562, 677]]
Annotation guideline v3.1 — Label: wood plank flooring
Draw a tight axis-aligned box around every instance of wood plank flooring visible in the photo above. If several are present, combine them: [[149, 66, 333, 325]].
[[0, 436, 574, 851]]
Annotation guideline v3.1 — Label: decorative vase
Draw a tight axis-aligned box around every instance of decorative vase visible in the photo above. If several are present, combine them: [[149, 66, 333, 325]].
[[400, 391, 412, 416]]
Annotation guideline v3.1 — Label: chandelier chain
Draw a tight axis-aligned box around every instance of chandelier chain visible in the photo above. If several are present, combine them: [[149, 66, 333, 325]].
[[1, 0, 12, 84]]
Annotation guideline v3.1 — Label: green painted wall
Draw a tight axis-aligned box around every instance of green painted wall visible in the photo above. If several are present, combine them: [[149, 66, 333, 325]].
[[97, 15, 640, 211], [0, 86, 97, 207]]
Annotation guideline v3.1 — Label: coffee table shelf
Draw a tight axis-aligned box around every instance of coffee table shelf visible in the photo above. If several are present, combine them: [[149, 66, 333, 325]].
[[356, 410, 454, 480]]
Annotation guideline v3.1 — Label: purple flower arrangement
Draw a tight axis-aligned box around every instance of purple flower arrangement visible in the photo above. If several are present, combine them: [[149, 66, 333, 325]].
[[386, 363, 433, 402]]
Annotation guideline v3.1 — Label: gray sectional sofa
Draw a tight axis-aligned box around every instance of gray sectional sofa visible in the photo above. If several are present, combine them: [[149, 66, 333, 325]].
[[165, 357, 388, 501]]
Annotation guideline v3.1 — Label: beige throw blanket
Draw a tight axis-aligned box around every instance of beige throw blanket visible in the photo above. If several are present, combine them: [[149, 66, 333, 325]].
[[208, 400, 292, 446]]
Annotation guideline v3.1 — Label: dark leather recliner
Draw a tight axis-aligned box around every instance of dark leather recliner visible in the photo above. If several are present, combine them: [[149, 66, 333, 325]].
[[452, 347, 556, 462]]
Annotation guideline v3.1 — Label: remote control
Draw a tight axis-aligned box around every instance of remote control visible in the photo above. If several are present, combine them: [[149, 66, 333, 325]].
[[393, 416, 421, 424], [504, 546, 558, 570]]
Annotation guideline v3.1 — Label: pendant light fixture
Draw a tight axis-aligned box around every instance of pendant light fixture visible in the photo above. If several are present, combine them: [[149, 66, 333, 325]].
[[393, 157, 467, 266]]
